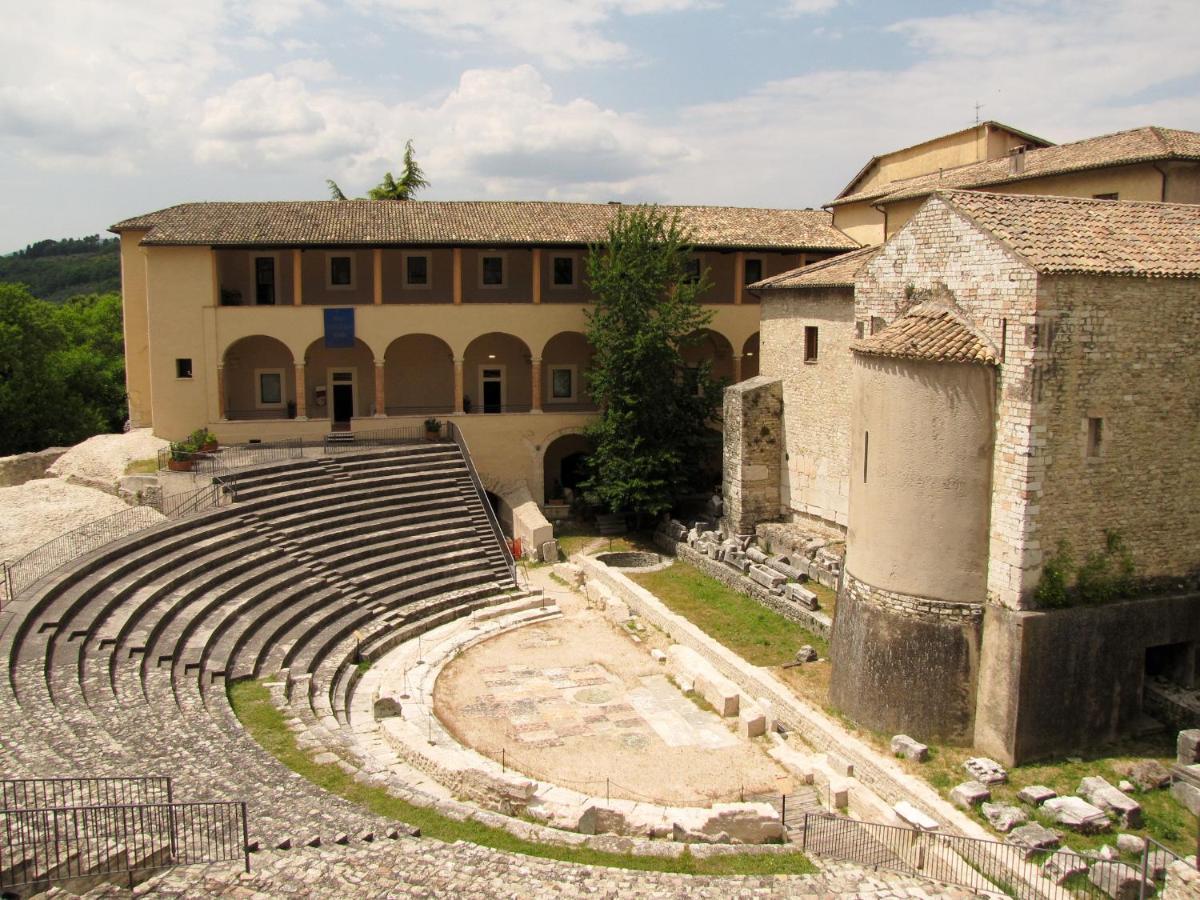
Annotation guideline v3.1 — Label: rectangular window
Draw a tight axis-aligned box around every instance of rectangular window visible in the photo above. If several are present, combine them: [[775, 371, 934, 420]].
[[871, 316, 886, 335], [328, 254, 354, 288], [1087, 417, 1103, 458], [254, 257, 276, 305], [550, 367, 575, 400], [552, 255, 575, 287], [855, 321, 865, 340], [743, 258, 763, 285], [684, 256, 701, 284], [481, 254, 505, 287], [257, 370, 284, 407], [804, 326, 819, 362], [175, 358, 193, 379], [404, 253, 429, 287], [1093, 192, 1119, 201]]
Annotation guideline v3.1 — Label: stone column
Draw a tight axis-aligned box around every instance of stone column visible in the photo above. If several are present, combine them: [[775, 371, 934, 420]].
[[216, 365, 227, 420], [722, 376, 783, 534], [372, 249, 383, 305], [294, 362, 308, 420], [374, 360, 386, 417], [733, 354, 743, 383], [531, 357, 543, 412], [454, 358, 465, 413], [292, 251, 303, 306]]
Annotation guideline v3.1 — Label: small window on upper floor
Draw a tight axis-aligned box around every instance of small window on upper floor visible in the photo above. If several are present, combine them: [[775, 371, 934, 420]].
[[1086, 417, 1104, 458], [404, 253, 429, 288], [480, 253, 505, 287], [552, 255, 576, 287], [871, 316, 886, 335], [804, 326, 819, 363], [855, 321, 866, 340], [175, 358, 193, 379], [683, 256, 702, 284], [1093, 193, 1119, 201], [743, 257, 763, 285], [328, 254, 355, 289]]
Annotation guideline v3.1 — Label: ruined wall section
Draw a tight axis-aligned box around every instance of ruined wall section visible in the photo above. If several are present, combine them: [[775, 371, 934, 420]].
[[721, 376, 783, 535], [759, 287, 854, 530], [855, 197, 1040, 609]]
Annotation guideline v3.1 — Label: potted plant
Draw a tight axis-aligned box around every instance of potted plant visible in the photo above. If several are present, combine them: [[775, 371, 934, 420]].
[[191, 428, 218, 453], [168, 441, 196, 472], [424, 418, 443, 441]]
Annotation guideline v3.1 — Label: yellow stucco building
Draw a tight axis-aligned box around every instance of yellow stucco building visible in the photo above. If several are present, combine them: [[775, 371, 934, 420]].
[[112, 200, 856, 517]]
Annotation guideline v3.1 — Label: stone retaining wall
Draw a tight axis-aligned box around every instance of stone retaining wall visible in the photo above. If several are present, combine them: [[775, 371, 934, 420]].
[[0, 447, 68, 487], [655, 534, 832, 638]]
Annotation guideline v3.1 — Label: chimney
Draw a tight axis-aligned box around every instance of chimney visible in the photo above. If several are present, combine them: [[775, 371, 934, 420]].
[[1010, 146, 1026, 174]]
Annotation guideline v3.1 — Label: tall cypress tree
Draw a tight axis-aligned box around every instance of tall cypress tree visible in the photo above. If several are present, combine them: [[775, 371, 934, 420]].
[[581, 206, 723, 520]]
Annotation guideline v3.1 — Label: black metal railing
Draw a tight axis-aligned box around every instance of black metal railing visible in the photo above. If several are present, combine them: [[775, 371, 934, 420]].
[[156, 439, 304, 475], [384, 405, 456, 416], [322, 425, 430, 452], [800, 811, 1115, 898], [0, 777, 173, 812], [159, 480, 232, 518], [464, 403, 533, 414], [0, 800, 248, 892], [448, 421, 517, 583]]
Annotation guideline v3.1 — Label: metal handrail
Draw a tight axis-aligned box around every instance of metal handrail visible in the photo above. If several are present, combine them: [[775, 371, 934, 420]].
[[0, 777, 173, 811], [0, 799, 249, 891], [448, 421, 517, 583]]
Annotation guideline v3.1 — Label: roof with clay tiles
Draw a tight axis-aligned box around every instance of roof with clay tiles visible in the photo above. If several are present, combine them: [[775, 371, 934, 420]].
[[936, 190, 1200, 278], [749, 244, 881, 291], [829, 126, 1200, 207], [110, 200, 858, 252], [851, 302, 999, 365]]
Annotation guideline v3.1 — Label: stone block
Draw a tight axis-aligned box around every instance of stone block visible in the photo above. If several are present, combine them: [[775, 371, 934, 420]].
[[724, 550, 750, 573], [785, 582, 819, 610], [981, 802, 1027, 833], [1078, 776, 1142, 828], [1089, 861, 1152, 900], [890, 734, 928, 762], [539, 540, 559, 562], [964, 757, 1008, 785], [1007, 823, 1060, 859], [667, 645, 739, 718], [1042, 848, 1088, 885], [1179, 729, 1200, 765], [738, 702, 766, 738], [795, 645, 819, 663], [766, 557, 804, 580], [827, 752, 854, 777], [1116, 759, 1171, 791], [950, 781, 990, 809], [1043, 796, 1111, 833], [893, 801, 937, 831], [650, 649, 666, 663], [687, 527, 702, 546], [1171, 780, 1200, 816], [828, 779, 850, 808], [748, 564, 786, 593], [1017, 784, 1057, 806], [746, 547, 769, 565], [670, 803, 783, 844], [1115, 833, 1145, 855]]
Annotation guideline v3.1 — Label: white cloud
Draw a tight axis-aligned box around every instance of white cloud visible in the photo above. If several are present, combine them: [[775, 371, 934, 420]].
[[780, 0, 842, 15], [348, 0, 711, 69]]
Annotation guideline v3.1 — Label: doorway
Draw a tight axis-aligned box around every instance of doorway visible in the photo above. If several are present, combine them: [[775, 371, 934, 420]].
[[330, 369, 355, 427], [480, 366, 504, 414], [254, 257, 276, 305]]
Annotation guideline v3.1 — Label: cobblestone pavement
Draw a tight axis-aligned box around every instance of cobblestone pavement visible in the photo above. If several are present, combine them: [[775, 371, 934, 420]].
[[63, 840, 977, 899]]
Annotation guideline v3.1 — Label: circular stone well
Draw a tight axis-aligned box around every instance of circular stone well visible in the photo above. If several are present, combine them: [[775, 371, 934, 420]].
[[595, 551, 662, 568]]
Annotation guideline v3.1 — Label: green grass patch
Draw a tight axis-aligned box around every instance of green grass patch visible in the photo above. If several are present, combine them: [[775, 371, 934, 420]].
[[124, 457, 159, 475], [228, 678, 815, 876], [630, 561, 827, 666]]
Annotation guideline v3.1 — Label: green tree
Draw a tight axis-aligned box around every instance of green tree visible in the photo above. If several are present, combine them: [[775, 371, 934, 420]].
[[580, 206, 724, 520], [327, 140, 430, 201]]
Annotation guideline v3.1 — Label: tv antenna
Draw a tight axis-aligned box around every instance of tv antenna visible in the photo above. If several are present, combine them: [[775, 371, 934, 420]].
[[974, 101, 984, 125]]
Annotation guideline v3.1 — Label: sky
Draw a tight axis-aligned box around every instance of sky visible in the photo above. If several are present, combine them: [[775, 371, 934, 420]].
[[1, 0, 1198, 252]]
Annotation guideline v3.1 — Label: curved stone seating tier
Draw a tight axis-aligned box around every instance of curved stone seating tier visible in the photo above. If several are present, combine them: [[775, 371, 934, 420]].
[[0, 443, 521, 850]]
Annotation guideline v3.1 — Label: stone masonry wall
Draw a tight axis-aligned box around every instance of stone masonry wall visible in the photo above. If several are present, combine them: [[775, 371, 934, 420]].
[[855, 196, 1040, 609], [760, 288, 855, 530], [1030, 274, 1200, 587], [721, 376, 783, 534]]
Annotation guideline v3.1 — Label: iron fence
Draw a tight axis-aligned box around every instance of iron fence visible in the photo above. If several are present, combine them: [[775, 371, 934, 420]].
[[157, 439, 304, 475], [448, 421, 517, 583], [798, 811, 1167, 899], [159, 480, 232, 518], [0, 800, 248, 892], [323, 425, 429, 452], [0, 778, 172, 812]]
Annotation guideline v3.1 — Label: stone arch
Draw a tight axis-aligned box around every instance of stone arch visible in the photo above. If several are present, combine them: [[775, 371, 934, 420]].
[[302, 336, 377, 423], [383, 334, 455, 415], [542, 432, 591, 505], [682, 328, 736, 383], [741, 332, 760, 380], [463, 332, 532, 413], [540, 331, 595, 410], [221, 335, 296, 420]]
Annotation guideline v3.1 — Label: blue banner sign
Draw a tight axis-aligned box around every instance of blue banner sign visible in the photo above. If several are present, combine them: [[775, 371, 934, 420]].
[[324, 308, 355, 348]]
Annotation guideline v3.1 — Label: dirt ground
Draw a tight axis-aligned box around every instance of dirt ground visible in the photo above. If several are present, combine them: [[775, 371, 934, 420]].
[[433, 577, 790, 806]]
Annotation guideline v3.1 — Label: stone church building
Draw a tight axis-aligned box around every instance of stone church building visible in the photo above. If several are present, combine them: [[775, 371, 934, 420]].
[[725, 190, 1200, 764]]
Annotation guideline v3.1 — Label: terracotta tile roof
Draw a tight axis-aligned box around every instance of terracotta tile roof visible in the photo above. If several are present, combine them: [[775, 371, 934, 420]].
[[852, 302, 998, 365], [750, 244, 880, 291], [833, 120, 1053, 201], [829, 126, 1200, 207], [938, 190, 1200, 277], [110, 200, 857, 252]]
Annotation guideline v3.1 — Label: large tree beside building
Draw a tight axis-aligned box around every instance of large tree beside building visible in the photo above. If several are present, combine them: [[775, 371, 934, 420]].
[[327, 140, 430, 201], [581, 206, 723, 519]]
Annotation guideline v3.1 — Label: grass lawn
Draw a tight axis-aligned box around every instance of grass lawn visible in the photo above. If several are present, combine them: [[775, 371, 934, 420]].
[[228, 679, 816, 876], [553, 522, 658, 560], [124, 457, 159, 475]]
